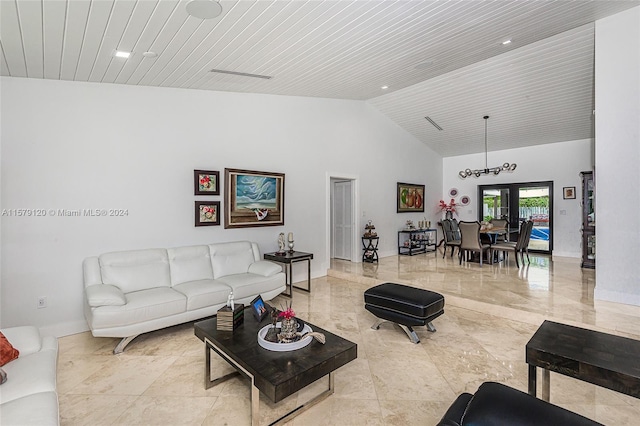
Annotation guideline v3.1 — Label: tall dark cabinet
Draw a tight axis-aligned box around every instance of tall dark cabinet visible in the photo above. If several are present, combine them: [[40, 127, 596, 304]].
[[580, 171, 595, 268]]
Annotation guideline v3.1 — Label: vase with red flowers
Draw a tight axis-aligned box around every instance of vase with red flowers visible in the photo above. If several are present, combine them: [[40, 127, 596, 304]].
[[278, 303, 297, 340], [439, 198, 457, 220]]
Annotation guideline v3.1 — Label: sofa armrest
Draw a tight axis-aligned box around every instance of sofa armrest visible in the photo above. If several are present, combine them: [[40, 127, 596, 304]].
[[436, 392, 473, 426], [461, 382, 602, 426], [85, 284, 126, 307], [248, 261, 282, 277], [0, 326, 42, 356]]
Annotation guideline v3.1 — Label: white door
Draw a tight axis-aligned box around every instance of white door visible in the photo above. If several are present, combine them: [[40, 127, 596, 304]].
[[332, 180, 353, 260]]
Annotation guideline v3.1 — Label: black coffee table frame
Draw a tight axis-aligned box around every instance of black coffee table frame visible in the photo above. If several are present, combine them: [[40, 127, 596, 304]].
[[195, 315, 356, 426]]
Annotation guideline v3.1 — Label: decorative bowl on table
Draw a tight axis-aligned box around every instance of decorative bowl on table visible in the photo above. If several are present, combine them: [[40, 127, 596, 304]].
[[258, 321, 313, 351]]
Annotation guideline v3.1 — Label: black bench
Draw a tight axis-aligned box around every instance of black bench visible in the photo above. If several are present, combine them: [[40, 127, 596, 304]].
[[364, 282, 445, 343]]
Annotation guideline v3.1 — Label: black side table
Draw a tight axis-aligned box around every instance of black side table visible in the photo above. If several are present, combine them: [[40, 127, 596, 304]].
[[264, 251, 313, 298], [362, 237, 379, 263]]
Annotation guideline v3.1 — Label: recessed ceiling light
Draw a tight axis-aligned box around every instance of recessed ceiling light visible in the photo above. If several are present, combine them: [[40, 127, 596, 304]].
[[186, 0, 222, 19], [142, 51, 158, 58], [114, 51, 131, 58], [381, 86, 389, 90], [502, 39, 512, 45]]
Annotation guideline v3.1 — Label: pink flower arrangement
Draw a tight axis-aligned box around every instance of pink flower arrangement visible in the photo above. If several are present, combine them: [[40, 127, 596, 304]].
[[439, 198, 457, 213], [278, 306, 295, 320]]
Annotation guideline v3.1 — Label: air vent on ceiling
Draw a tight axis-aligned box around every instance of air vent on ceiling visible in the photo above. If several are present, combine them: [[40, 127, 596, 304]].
[[209, 69, 272, 80], [425, 116, 443, 131]]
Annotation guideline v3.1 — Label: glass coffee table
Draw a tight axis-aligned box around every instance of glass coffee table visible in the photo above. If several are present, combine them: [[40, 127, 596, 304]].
[[194, 313, 357, 426]]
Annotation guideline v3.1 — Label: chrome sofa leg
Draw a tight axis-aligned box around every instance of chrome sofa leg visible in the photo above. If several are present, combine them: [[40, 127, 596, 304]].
[[113, 335, 139, 354]]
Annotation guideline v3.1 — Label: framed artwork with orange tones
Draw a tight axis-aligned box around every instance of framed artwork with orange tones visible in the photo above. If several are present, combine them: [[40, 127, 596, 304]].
[[397, 182, 425, 213]]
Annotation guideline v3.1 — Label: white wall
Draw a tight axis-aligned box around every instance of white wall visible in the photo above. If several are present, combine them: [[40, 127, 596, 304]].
[[0, 77, 443, 335], [443, 139, 593, 258], [594, 6, 640, 305]]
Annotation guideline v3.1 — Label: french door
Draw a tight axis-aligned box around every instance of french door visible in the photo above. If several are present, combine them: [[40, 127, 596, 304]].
[[478, 181, 553, 254]]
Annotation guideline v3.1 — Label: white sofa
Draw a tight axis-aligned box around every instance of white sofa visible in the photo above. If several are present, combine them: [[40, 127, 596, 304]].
[[83, 241, 286, 353], [0, 326, 59, 426]]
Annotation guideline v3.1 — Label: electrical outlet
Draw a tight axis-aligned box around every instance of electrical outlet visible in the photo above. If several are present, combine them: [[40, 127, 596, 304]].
[[37, 297, 47, 309]]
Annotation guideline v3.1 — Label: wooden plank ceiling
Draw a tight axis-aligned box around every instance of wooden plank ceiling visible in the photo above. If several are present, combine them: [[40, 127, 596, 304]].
[[1, 0, 638, 156]]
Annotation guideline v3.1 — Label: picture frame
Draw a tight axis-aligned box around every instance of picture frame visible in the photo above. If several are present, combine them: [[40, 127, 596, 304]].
[[195, 201, 220, 226], [250, 295, 269, 322], [194, 170, 220, 195], [397, 182, 425, 213], [224, 168, 285, 228], [563, 187, 576, 200]]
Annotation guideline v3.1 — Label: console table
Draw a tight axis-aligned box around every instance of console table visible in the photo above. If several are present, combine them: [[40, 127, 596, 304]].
[[264, 251, 313, 297], [526, 320, 640, 401], [398, 229, 436, 256]]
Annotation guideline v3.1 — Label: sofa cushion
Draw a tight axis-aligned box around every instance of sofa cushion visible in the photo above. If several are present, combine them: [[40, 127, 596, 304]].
[[172, 279, 231, 311], [168, 246, 214, 285], [99, 249, 170, 293], [0, 333, 19, 366], [209, 242, 256, 279], [85, 284, 126, 307], [219, 273, 285, 300], [0, 347, 57, 404], [88, 287, 186, 329], [248, 261, 282, 277], [0, 391, 59, 426]]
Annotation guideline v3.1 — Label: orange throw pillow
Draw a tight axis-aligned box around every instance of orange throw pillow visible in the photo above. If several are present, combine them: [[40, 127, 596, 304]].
[[0, 332, 19, 366]]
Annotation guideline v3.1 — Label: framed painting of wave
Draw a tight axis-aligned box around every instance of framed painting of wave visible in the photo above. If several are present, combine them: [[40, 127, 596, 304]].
[[224, 168, 285, 228]]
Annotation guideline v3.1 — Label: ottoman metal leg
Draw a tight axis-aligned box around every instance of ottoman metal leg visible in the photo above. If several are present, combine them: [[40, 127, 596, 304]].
[[371, 319, 386, 330], [426, 322, 436, 332], [399, 325, 420, 344]]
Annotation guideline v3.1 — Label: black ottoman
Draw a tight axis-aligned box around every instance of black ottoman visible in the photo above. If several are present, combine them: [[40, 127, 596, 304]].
[[364, 282, 445, 343]]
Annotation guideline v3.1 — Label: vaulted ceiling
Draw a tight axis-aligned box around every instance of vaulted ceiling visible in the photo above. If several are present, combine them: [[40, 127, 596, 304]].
[[1, 0, 638, 156]]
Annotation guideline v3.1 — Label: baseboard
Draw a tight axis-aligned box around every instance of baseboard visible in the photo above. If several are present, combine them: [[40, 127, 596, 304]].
[[40, 319, 89, 338]]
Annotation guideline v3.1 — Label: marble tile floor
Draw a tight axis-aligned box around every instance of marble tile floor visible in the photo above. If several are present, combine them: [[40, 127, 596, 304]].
[[58, 252, 640, 425]]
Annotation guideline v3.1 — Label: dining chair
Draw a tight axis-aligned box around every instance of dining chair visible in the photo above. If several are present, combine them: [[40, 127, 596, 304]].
[[491, 220, 533, 267], [441, 219, 461, 259], [489, 218, 509, 242], [458, 221, 491, 266]]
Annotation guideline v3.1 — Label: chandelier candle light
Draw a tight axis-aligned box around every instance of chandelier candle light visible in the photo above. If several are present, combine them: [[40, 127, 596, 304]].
[[458, 116, 516, 179]]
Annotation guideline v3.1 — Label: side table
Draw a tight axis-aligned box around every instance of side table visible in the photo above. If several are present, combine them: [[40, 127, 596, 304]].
[[264, 251, 313, 298], [362, 236, 379, 263]]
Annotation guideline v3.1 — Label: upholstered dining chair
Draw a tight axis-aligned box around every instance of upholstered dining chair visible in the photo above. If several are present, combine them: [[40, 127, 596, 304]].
[[458, 221, 491, 266], [489, 218, 509, 242], [441, 219, 461, 259], [491, 220, 533, 267]]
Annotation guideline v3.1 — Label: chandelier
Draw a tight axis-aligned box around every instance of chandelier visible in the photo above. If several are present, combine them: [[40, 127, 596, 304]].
[[458, 116, 516, 179]]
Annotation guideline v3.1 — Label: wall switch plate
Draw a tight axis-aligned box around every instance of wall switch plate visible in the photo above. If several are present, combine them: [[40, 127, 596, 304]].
[[37, 297, 47, 308]]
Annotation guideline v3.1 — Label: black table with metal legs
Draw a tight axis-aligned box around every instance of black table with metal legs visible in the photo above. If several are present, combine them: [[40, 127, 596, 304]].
[[264, 251, 313, 297]]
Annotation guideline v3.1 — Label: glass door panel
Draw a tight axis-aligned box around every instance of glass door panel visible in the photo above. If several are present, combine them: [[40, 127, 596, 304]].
[[518, 186, 550, 252]]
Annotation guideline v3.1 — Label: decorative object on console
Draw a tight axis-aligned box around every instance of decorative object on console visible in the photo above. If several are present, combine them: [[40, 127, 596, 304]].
[[250, 295, 270, 322], [458, 116, 517, 179], [397, 182, 425, 213], [195, 201, 220, 226], [364, 220, 377, 237], [563, 186, 576, 199], [287, 232, 295, 253], [276, 232, 286, 255], [194, 170, 220, 195], [224, 168, 284, 228]]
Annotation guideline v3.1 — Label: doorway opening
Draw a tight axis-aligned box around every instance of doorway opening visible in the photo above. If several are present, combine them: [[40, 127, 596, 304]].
[[479, 181, 553, 254], [329, 176, 358, 262]]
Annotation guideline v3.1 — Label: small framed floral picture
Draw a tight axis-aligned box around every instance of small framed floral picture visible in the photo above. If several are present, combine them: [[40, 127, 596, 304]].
[[563, 187, 576, 199], [195, 201, 220, 226], [194, 170, 220, 195]]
